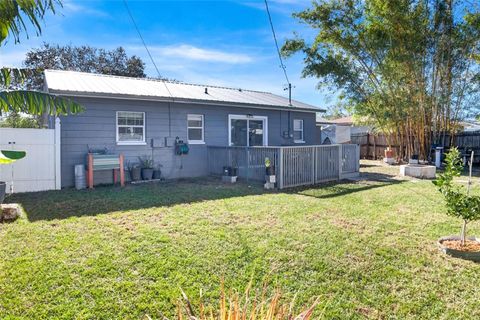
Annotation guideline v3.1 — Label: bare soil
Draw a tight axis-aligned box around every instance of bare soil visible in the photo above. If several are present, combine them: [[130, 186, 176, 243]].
[[442, 239, 480, 252]]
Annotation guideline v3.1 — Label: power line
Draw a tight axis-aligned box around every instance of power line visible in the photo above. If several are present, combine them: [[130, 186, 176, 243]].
[[122, 0, 173, 99], [264, 0, 290, 85], [122, 0, 162, 79]]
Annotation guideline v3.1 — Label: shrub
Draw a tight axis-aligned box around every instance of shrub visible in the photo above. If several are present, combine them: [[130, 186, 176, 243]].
[[433, 147, 480, 245], [155, 284, 319, 320]]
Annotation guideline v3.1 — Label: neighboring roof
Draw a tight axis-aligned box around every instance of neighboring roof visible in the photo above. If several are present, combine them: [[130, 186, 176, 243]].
[[44, 70, 324, 112], [460, 121, 480, 132], [330, 116, 354, 125], [316, 116, 334, 124]]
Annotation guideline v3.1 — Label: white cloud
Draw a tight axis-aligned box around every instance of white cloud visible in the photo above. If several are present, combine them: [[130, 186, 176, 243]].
[[0, 47, 30, 67], [63, 1, 108, 17], [148, 44, 253, 64]]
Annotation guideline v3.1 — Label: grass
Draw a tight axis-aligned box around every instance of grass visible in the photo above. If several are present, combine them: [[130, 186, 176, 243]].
[[1, 161, 480, 319]]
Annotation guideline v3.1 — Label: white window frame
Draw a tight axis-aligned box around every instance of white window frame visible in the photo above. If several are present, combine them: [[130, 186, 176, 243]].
[[116, 111, 146, 145], [228, 114, 268, 147], [187, 114, 205, 144], [293, 119, 305, 143]]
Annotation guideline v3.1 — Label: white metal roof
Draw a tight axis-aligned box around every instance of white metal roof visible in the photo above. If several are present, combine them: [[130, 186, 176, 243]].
[[44, 70, 323, 112]]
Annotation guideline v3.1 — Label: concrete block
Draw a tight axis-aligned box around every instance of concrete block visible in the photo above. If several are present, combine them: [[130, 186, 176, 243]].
[[400, 164, 436, 179]]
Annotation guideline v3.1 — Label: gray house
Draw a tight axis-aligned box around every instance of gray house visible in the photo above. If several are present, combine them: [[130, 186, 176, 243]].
[[44, 70, 324, 187]]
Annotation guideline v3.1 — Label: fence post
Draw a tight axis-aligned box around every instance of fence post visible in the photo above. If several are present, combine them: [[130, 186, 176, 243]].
[[279, 147, 283, 189], [356, 144, 360, 172], [311, 146, 315, 185], [246, 147, 249, 183], [338, 144, 343, 180], [54, 117, 61, 190]]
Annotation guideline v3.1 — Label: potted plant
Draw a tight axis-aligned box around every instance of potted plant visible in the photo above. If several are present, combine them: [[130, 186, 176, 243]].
[[265, 157, 275, 176], [433, 147, 480, 262], [153, 164, 162, 180], [139, 155, 154, 180], [127, 161, 142, 182]]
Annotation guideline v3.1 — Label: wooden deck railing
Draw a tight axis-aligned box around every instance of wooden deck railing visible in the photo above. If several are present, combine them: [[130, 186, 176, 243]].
[[207, 144, 360, 189]]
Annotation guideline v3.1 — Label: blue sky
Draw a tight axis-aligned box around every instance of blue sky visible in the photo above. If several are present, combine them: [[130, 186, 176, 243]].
[[0, 0, 335, 108]]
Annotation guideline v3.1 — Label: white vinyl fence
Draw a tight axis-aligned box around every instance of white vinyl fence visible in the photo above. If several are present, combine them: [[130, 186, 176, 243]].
[[0, 118, 61, 193], [207, 144, 360, 189]]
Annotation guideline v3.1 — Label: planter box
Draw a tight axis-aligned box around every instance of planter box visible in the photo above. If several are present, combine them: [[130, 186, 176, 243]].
[[399, 164, 436, 179], [438, 236, 480, 262]]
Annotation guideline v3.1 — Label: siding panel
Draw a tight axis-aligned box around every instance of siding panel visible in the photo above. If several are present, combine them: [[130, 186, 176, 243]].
[[59, 97, 319, 187]]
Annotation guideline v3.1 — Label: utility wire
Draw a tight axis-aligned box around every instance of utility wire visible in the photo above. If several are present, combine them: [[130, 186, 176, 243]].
[[123, 0, 162, 79], [123, 0, 173, 98], [264, 0, 290, 85]]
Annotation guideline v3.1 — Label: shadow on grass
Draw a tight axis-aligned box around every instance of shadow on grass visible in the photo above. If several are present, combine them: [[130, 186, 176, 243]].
[[6, 177, 269, 222], [6, 171, 404, 222], [287, 171, 405, 200]]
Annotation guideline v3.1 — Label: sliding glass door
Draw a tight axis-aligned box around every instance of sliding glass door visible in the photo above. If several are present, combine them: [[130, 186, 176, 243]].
[[229, 115, 268, 146]]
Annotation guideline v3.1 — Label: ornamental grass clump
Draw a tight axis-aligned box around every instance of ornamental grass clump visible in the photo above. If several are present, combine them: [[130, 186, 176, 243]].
[[168, 283, 319, 320], [433, 147, 480, 246]]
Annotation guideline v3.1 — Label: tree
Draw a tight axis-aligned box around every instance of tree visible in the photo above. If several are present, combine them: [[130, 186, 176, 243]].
[[23, 43, 146, 89], [1, 0, 82, 116], [0, 111, 39, 128], [433, 147, 480, 246], [282, 0, 480, 161]]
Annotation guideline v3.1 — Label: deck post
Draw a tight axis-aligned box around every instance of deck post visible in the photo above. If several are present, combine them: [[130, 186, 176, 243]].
[[311, 146, 315, 185], [279, 147, 284, 189], [246, 147, 249, 183], [355, 144, 360, 172], [338, 144, 343, 180]]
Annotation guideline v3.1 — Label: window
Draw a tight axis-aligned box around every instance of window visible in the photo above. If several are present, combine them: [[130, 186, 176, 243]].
[[116, 111, 145, 145], [293, 119, 304, 143], [187, 114, 204, 144], [228, 115, 268, 146]]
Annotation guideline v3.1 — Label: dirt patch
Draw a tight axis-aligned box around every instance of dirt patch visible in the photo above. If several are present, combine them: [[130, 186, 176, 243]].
[[442, 239, 480, 252], [331, 217, 364, 231]]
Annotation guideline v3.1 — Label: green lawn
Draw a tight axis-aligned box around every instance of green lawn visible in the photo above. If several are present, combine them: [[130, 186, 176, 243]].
[[1, 161, 480, 319]]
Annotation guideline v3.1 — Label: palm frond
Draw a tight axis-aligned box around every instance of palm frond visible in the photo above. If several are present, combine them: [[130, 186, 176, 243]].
[[0, 90, 83, 115]]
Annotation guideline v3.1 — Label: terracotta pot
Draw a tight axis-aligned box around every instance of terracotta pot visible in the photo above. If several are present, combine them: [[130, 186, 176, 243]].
[[384, 148, 394, 158]]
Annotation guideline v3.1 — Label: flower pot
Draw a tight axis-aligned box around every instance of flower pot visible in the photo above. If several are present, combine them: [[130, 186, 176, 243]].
[[266, 166, 275, 176], [130, 168, 142, 181], [0, 181, 6, 204], [153, 170, 162, 180], [384, 148, 394, 158], [142, 168, 154, 180], [438, 236, 480, 262]]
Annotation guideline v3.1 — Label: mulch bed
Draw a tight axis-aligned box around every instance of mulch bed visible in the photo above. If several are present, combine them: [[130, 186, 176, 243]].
[[442, 239, 480, 252]]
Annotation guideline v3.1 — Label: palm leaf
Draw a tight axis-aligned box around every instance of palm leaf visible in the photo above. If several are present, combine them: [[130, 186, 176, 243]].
[[0, 90, 83, 115]]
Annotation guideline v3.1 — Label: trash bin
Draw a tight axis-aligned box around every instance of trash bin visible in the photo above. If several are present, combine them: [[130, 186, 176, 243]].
[[74, 164, 86, 190]]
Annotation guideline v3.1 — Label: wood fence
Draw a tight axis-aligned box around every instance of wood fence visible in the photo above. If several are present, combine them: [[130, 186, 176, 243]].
[[207, 144, 360, 189], [352, 131, 480, 163]]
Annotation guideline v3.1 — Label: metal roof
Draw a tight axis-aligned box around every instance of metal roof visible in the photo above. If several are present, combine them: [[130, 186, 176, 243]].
[[44, 70, 324, 112]]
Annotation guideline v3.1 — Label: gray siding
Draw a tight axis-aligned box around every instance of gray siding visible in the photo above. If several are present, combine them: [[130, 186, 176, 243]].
[[59, 97, 320, 187]]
